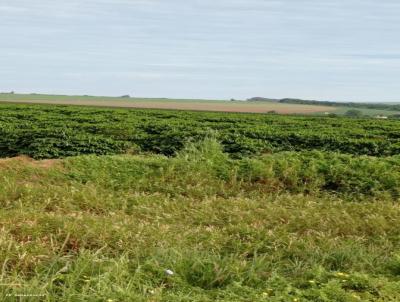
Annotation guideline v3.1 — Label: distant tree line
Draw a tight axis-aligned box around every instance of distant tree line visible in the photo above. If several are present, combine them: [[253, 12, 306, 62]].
[[278, 98, 400, 111], [247, 97, 279, 102]]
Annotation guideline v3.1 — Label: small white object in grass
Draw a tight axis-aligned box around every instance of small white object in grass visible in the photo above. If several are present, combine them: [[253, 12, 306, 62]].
[[165, 269, 174, 276]]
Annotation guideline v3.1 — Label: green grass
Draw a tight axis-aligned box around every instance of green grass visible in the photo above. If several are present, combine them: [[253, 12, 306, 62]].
[[1, 138, 400, 301], [309, 107, 400, 117], [333, 107, 400, 117]]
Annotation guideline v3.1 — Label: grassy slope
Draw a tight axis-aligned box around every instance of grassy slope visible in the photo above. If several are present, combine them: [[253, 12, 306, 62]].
[[1, 139, 400, 301]]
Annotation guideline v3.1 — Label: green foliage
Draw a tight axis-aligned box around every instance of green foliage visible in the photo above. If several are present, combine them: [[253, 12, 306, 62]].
[[389, 114, 400, 119], [1, 105, 400, 300], [344, 109, 363, 118], [61, 139, 400, 201], [1, 145, 400, 300], [1, 104, 400, 159], [279, 97, 400, 112], [238, 151, 400, 199]]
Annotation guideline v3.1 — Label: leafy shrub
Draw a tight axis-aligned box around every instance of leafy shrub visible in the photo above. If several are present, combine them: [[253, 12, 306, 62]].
[[65, 139, 400, 200], [238, 151, 400, 199]]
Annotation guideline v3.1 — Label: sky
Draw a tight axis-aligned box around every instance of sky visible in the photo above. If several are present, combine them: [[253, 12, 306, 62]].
[[0, 0, 399, 102]]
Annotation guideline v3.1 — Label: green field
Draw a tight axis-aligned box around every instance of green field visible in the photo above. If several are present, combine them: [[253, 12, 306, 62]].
[[1, 103, 400, 159], [333, 106, 400, 117], [1, 103, 400, 301]]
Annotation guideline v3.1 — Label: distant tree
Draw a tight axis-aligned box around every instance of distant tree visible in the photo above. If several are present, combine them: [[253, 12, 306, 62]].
[[328, 113, 338, 117], [267, 110, 277, 114], [389, 114, 400, 119], [279, 98, 400, 112], [247, 97, 277, 102], [121, 95, 131, 98], [230, 98, 236, 101], [345, 109, 363, 118]]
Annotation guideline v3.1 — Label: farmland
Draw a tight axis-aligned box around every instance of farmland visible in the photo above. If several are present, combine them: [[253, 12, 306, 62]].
[[1, 103, 400, 159], [1, 103, 400, 301], [0, 93, 336, 114], [2, 93, 400, 117]]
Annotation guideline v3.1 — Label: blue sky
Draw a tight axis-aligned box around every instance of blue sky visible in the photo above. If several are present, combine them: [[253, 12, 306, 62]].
[[1, 0, 399, 101]]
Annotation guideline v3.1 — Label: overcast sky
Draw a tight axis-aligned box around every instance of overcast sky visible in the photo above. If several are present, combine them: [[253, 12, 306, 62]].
[[1, 0, 399, 101]]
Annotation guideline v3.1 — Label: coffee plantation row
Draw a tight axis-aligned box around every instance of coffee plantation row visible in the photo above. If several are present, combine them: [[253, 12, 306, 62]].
[[1, 103, 400, 159]]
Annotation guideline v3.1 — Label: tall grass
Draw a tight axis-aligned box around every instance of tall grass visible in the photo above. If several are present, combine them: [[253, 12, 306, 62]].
[[1, 139, 400, 301], [63, 138, 400, 201]]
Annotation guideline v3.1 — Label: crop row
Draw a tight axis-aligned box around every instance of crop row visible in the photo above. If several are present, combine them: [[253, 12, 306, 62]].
[[1, 104, 400, 159]]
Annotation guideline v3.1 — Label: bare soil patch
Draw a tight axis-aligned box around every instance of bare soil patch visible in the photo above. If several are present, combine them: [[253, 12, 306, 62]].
[[0, 99, 335, 114], [0, 156, 60, 169]]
